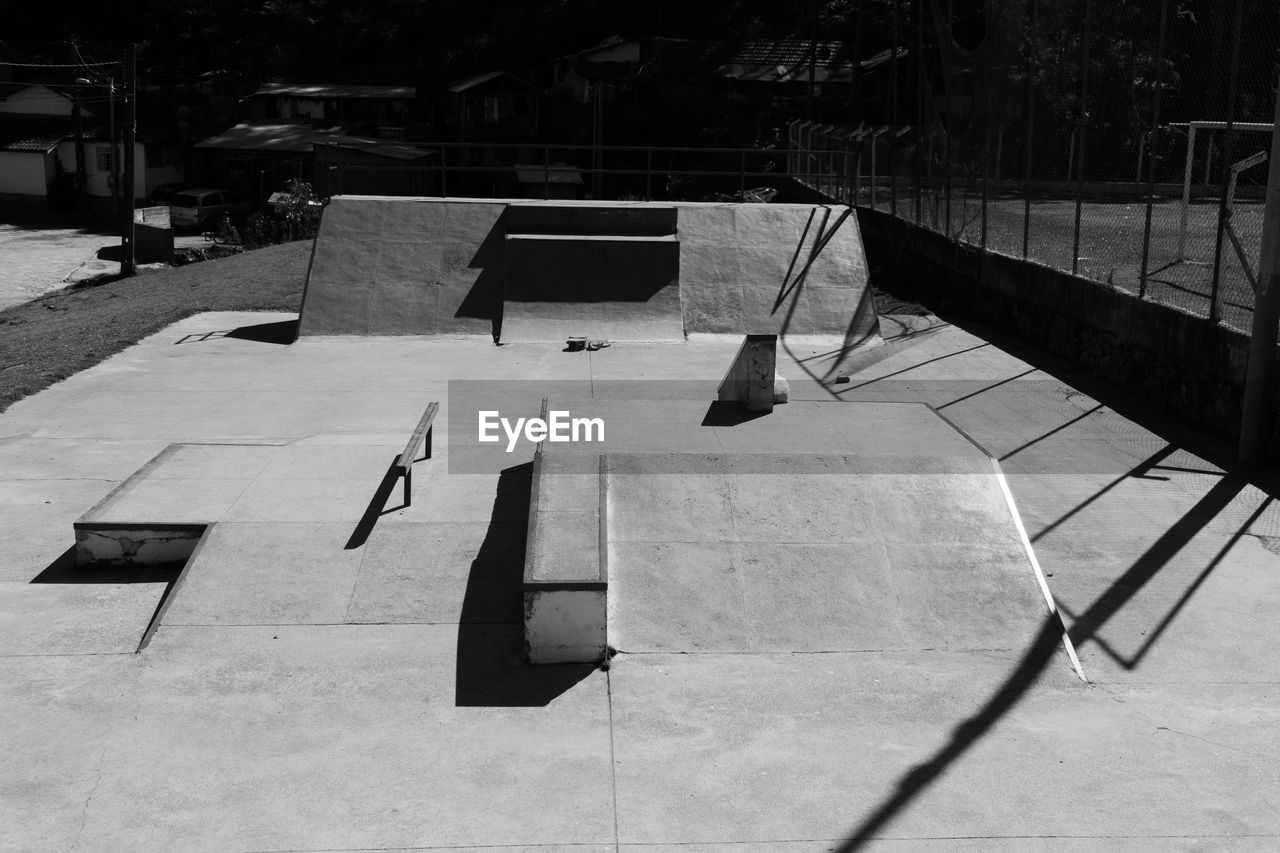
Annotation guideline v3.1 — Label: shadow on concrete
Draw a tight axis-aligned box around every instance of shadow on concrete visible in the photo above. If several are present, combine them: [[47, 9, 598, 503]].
[[831, 472, 1253, 851], [344, 457, 407, 550], [454, 210, 506, 342], [31, 545, 187, 653], [700, 400, 771, 426], [773, 204, 886, 385], [29, 546, 181, 585], [455, 462, 595, 707], [225, 319, 299, 345]]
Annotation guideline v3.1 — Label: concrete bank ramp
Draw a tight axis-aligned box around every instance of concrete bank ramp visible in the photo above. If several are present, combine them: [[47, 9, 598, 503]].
[[298, 197, 879, 344], [522, 398, 1058, 658], [606, 452, 1049, 655]]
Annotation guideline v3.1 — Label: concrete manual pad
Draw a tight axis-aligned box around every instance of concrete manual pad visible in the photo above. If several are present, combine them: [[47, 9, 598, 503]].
[[161, 522, 364, 626], [607, 451, 1047, 655]]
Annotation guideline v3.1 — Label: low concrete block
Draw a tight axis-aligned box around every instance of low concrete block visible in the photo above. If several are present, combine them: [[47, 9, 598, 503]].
[[524, 589, 608, 664], [522, 429, 608, 664], [74, 524, 205, 568], [717, 334, 778, 412]]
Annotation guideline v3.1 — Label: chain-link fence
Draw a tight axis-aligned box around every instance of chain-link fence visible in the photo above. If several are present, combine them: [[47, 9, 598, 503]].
[[790, 0, 1279, 334]]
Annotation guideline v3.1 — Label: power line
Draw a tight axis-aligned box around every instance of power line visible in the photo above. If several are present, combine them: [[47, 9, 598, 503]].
[[0, 60, 119, 68]]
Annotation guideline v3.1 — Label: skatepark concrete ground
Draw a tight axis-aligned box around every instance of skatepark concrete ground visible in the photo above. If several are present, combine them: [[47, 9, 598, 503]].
[[2, 309, 1279, 851]]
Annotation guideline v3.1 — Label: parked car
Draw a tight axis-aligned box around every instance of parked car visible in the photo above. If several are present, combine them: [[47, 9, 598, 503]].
[[146, 182, 190, 207], [169, 188, 250, 232]]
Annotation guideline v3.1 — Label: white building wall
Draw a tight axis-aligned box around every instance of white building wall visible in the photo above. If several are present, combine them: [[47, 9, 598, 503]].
[[0, 151, 53, 195], [57, 140, 150, 200]]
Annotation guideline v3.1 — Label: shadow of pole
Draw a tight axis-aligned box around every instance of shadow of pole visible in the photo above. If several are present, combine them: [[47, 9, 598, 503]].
[[344, 457, 408, 550], [833, 472, 1251, 851]]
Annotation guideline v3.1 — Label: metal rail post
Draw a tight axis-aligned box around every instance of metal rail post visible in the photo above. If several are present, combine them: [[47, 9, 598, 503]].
[[1021, 0, 1036, 260], [1238, 71, 1280, 465], [1138, 0, 1171, 299], [1072, 0, 1092, 276], [1209, 0, 1247, 325]]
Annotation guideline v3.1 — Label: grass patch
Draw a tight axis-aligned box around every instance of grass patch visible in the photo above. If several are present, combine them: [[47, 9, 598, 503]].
[[0, 241, 313, 414]]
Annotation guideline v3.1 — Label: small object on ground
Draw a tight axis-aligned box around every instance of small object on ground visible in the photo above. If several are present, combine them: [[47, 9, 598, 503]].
[[773, 370, 789, 403], [566, 336, 586, 351], [586, 340, 611, 351], [834, 375, 851, 384]]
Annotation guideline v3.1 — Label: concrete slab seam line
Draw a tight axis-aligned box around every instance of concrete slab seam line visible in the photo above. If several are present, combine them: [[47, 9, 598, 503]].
[[989, 456, 1088, 683]]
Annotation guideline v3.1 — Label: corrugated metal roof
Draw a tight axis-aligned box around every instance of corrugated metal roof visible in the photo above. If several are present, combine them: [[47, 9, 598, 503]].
[[0, 135, 62, 153], [195, 122, 344, 152], [713, 39, 854, 84], [447, 71, 542, 94], [315, 136, 436, 161], [253, 82, 416, 99]]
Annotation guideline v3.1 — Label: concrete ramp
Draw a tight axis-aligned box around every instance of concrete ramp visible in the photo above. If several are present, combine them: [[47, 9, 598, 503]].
[[299, 197, 880, 345], [607, 453, 1048, 654], [501, 204, 684, 342]]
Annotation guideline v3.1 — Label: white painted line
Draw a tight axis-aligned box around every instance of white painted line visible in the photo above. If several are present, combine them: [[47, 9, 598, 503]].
[[990, 457, 1088, 682]]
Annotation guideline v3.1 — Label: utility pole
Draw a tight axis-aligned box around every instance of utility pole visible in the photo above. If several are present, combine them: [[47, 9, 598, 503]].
[[1238, 70, 1280, 465], [108, 76, 118, 215], [806, 0, 817, 121], [121, 44, 137, 277], [71, 83, 89, 215]]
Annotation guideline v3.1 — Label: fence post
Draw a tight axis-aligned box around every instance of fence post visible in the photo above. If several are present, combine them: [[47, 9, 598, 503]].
[[890, 0, 900, 217], [1209, 0, 1247, 325], [1237, 68, 1280, 465], [1072, 0, 1092, 276], [543, 145, 550, 200], [646, 148, 653, 200], [440, 147, 447, 197], [1138, 0, 1171, 299], [1021, 0, 1036, 260], [914, 0, 924, 225]]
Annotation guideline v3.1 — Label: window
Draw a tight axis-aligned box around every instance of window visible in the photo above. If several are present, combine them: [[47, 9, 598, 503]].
[[96, 146, 111, 171]]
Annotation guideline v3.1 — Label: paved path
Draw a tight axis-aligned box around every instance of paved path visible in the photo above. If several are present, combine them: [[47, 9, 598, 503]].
[[1, 312, 1277, 851], [0, 217, 206, 310]]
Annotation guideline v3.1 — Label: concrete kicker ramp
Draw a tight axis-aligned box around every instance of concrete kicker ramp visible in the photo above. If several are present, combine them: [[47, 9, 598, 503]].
[[521, 398, 1066, 663], [298, 197, 880, 343]]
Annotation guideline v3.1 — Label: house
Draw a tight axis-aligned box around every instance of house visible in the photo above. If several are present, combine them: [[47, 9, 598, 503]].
[[0, 83, 182, 214], [193, 81, 440, 203], [242, 82, 421, 140], [194, 121, 438, 202], [444, 71, 543, 142], [312, 136, 438, 197], [193, 121, 341, 200]]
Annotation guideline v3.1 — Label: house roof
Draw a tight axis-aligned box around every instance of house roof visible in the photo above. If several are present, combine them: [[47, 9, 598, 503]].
[[0, 81, 74, 102], [0, 114, 74, 152], [197, 122, 436, 160], [252, 82, 416, 100], [195, 122, 347, 153], [712, 39, 854, 84], [0, 135, 63, 153], [315, 136, 436, 161], [446, 71, 542, 94]]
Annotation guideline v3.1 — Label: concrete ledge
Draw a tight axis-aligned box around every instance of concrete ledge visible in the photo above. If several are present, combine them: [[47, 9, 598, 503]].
[[523, 418, 608, 664]]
